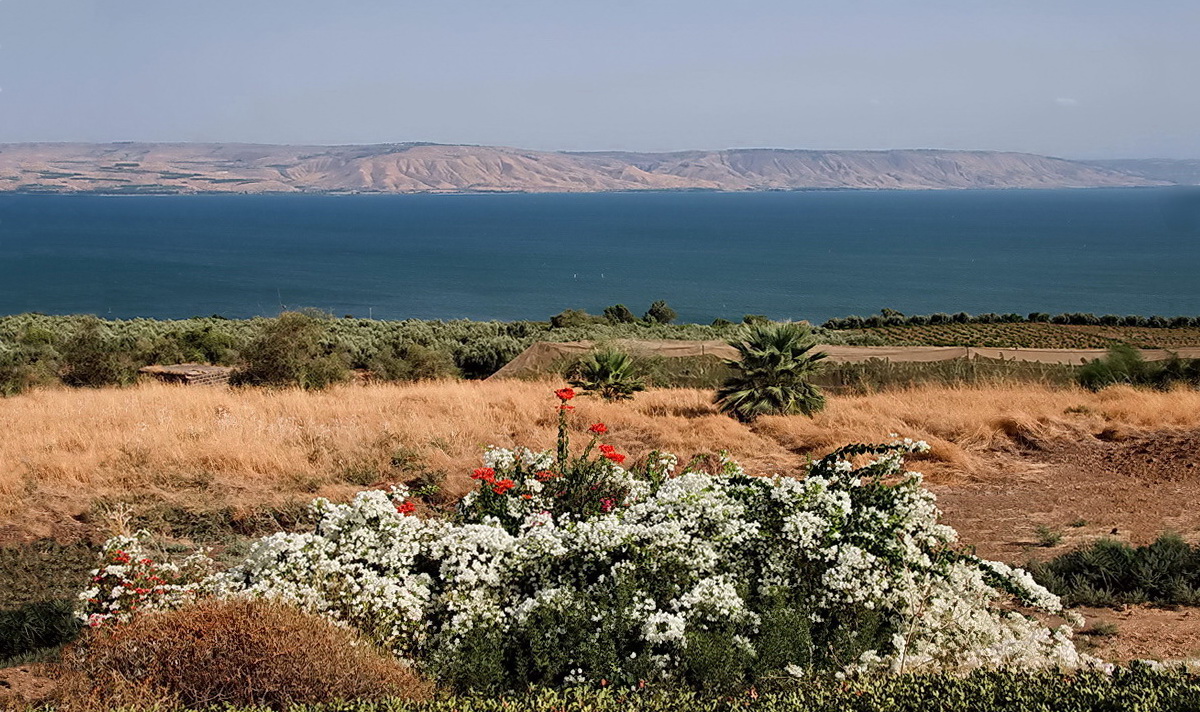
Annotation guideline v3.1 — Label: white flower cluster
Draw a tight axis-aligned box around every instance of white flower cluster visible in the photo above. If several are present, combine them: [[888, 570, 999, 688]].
[[76, 533, 212, 627], [82, 440, 1092, 686]]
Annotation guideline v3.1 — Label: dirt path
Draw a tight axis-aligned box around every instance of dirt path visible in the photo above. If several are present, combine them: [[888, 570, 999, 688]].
[[930, 428, 1200, 661]]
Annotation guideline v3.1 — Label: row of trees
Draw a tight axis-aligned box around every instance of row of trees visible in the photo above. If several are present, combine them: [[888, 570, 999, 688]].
[[824, 309, 1200, 330], [549, 300, 679, 328]]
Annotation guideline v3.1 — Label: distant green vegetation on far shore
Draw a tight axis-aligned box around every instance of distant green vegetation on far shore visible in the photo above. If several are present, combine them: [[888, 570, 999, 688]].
[[0, 305, 887, 395], [4, 306, 1200, 396], [825, 309, 1200, 349]]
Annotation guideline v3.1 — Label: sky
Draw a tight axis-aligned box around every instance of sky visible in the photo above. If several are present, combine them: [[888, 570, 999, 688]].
[[0, 0, 1197, 158]]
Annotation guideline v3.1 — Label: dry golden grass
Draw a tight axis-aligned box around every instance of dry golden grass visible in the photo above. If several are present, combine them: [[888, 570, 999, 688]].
[[3, 380, 1200, 541]]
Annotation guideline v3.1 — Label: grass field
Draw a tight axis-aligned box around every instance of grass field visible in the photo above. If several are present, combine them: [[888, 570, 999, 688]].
[[846, 323, 1200, 348], [4, 380, 1200, 544]]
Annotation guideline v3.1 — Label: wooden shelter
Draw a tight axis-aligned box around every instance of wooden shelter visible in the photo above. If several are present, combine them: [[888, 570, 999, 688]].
[[139, 363, 234, 386]]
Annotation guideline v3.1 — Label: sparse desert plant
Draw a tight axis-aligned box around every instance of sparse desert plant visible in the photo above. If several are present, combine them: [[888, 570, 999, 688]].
[[57, 598, 429, 710], [1035, 525, 1064, 548], [1082, 621, 1119, 638], [716, 323, 827, 421], [567, 348, 646, 401]]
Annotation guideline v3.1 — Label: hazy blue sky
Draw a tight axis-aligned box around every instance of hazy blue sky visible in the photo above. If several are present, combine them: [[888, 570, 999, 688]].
[[1, 0, 1197, 158]]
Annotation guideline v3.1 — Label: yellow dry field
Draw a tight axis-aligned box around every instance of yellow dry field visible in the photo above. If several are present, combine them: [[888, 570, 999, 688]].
[[3, 380, 1200, 543]]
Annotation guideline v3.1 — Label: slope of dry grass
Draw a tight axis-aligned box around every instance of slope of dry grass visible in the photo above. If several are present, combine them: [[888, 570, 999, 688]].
[[3, 381, 1200, 543]]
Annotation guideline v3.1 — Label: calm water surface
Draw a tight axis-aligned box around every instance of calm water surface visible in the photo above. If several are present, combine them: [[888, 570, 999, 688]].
[[1, 188, 1198, 323]]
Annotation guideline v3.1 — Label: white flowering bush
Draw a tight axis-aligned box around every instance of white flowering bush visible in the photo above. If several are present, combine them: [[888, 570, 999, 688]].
[[76, 533, 214, 628], [79, 389, 1091, 692]]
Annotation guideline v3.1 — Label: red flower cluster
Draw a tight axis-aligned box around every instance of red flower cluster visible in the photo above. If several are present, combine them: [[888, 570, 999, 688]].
[[597, 444, 626, 465], [492, 478, 516, 495], [395, 500, 416, 515], [535, 470, 558, 482], [555, 387, 576, 401], [589, 423, 608, 434], [472, 467, 497, 483]]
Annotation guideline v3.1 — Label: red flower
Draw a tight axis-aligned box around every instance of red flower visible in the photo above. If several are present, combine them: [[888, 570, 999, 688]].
[[472, 467, 496, 483], [598, 444, 615, 454], [604, 452, 626, 465], [589, 423, 608, 434], [521, 493, 534, 500], [560, 404, 575, 412], [535, 470, 558, 482], [396, 500, 416, 515], [555, 387, 576, 401], [492, 479, 516, 495]]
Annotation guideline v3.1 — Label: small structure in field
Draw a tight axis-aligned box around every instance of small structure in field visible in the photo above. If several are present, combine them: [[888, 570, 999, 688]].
[[139, 363, 234, 387]]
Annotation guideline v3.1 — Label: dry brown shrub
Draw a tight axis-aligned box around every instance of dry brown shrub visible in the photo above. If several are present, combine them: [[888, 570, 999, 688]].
[[54, 598, 431, 710]]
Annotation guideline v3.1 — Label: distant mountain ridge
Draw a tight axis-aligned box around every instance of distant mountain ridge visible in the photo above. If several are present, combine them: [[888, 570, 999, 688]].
[[0, 142, 1179, 194]]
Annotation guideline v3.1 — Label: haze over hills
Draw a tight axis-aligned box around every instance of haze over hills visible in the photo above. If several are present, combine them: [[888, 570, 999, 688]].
[[0, 142, 1184, 195]]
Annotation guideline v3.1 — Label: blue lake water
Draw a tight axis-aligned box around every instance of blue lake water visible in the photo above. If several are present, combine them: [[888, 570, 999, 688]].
[[1, 188, 1198, 323]]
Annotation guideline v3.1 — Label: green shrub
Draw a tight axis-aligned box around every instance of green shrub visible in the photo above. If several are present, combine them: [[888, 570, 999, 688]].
[[231, 311, 350, 389], [178, 324, 240, 363], [1029, 533, 1200, 607], [0, 599, 79, 663], [163, 666, 1200, 712], [716, 323, 827, 422], [0, 343, 58, 396], [567, 349, 646, 401], [370, 343, 459, 382], [550, 309, 606, 329], [1034, 525, 1064, 548], [59, 317, 140, 388], [644, 300, 678, 325], [1078, 344, 1200, 391], [454, 336, 523, 379], [603, 304, 637, 324]]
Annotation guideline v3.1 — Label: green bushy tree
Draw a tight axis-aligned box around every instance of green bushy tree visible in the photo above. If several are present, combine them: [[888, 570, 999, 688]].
[[602, 304, 637, 324], [644, 300, 677, 325], [60, 317, 140, 388], [369, 343, 459, 382], [716, 323, 827, 422], [232, 311, 349, 389]]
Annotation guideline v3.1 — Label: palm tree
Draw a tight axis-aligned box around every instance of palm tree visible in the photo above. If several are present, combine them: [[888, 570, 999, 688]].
[[568, 349, 646, 401], [716, 323, 827, 422]]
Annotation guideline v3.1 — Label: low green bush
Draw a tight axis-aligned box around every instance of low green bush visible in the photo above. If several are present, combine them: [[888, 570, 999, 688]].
[[120, 667, 1200, 712], [1077, 344, 1200, 391], [1029, 533, 1200, 607]]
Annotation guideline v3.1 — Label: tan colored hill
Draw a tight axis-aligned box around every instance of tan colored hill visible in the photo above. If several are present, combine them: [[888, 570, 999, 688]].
[[0, 142, 1166, 194]]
